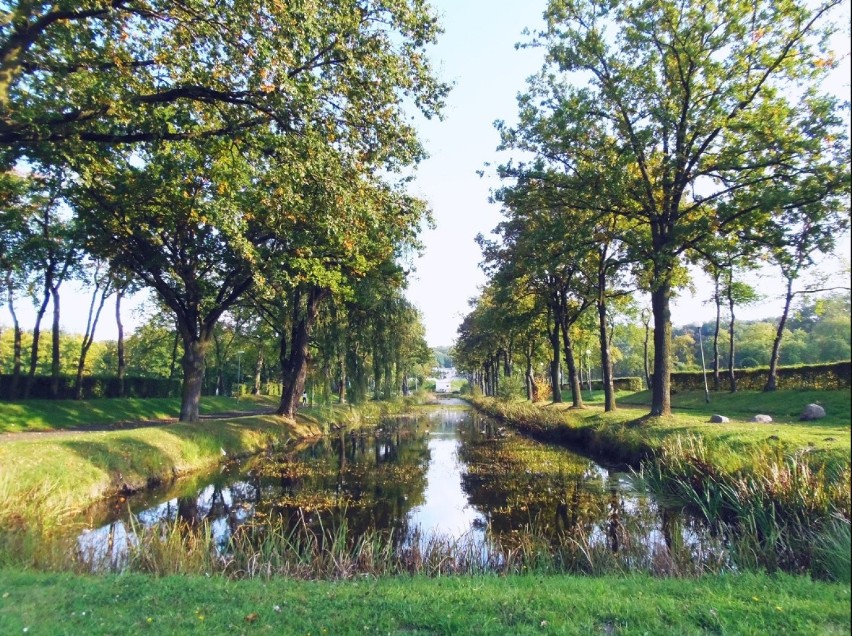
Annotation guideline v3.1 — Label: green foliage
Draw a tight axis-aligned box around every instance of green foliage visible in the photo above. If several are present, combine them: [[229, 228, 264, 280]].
[[496, 372, 526, 402], [1, 1, 448, 157], [432, 346, 454, 368]]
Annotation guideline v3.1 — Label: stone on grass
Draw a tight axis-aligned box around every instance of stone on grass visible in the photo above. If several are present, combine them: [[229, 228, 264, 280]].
[[751, 414, 772, 423], [710, 414, 730, 423], [799, 404, 826, 421]]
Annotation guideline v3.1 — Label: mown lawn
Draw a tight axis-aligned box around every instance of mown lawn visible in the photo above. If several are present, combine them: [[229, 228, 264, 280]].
[[0, 569, 848, 635], [618, 388, 851, 427], [534, 389, 851, 471], [0, 394, 281, 434]]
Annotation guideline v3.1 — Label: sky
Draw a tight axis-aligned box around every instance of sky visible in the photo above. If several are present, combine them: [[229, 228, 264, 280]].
[[2, 0, 850, 347]]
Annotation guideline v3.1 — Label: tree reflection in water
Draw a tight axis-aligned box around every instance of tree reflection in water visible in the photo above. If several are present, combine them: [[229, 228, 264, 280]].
[[77, 407, 727, 573]]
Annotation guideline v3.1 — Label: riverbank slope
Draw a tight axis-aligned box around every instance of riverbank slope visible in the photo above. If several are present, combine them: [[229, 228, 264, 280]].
[[0, 396, 423, 527]]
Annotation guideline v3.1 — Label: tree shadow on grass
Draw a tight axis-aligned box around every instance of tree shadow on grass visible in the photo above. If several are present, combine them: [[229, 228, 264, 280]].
[[60, 437, 185, 493], [60, 417, 289, 491], [0, 398, 180, 433]]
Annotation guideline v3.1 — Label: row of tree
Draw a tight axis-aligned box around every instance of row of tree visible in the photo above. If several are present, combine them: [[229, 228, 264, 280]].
[[0, 1, 448, 420], [455, 0, 850, 413]]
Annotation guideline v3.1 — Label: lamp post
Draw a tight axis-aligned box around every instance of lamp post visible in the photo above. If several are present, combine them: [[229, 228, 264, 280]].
[[236, 350, 245, 400]]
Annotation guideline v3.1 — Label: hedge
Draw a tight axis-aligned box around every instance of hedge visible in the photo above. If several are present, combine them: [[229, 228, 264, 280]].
[[0, 374, 178, 400], [562, 376, 645, 392], [665, 361, 851, 392]]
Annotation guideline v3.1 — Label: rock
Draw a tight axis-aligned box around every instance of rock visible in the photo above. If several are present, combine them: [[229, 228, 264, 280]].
[[752, 414, 772, 423], [710, 414, 730, 423], [799, 403, 826, 421]]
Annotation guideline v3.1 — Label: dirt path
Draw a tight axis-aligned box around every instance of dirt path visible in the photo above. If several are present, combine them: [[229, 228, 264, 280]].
[[0, 409, 277, 443]]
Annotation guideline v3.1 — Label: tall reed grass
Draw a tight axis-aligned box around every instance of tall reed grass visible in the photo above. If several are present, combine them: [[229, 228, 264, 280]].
[[7, 506, 733, 579], [635, 435, 851, 580]]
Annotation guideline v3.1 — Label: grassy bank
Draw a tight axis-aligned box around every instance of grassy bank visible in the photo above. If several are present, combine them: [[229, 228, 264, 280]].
[[0, 569, 848, 635], [470, 391, 851, 578], [0, 414, 319, 530], [0, 394, 443, 528], [619, 388, 852, 428], [473, 390, 851, 470]]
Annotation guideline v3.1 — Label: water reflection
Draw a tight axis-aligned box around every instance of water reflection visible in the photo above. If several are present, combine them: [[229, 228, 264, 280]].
[[77, 404, 726, 572]]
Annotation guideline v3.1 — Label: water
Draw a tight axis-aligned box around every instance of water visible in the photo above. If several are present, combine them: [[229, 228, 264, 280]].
[[76, 403, 725, 572]]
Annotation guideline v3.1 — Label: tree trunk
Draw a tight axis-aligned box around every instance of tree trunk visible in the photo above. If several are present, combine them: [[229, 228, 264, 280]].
[[712, 272, 721, 392], [338, 350, 347, 404], [179, 335, 211, 422], [764, 276, 794, 392], [641, 310, 651, 391], [559, 318, 583, 408], [549, 306, 563, 403], [650, 281, 672, 416], [212, 333, 224, 396], [597, 295, 616, 412], [50, 284, 61, 398], [115, 289, 126, 398], [163, 330, 177, 396], [74, 278, 110, 400], [727, 278, 737, 393], [252, 349, 263, 395], [24, 284, 51, 398], [4, 270, 22, 400], [278, 286, 327, 418], [524, 346, 534, 401]]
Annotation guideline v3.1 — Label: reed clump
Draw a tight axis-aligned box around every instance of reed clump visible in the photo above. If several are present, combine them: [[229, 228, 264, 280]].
[[26, 505, 734, 580], [637, 435, 851, 580]]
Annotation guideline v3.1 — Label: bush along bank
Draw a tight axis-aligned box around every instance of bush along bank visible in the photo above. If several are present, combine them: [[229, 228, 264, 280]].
[[469, 397, 852, 581]]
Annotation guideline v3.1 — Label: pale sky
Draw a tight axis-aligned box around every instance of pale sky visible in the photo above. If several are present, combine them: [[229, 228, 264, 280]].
[[2, 0, 850, 346]]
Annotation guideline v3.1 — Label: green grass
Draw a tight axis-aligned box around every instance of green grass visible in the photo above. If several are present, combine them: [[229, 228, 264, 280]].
[[0, 394, 281, 433], [619, 388, 851, 427], [478, 391, 850, 471], [0, 396, 435, 528], [0, 569, 848, 635]]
